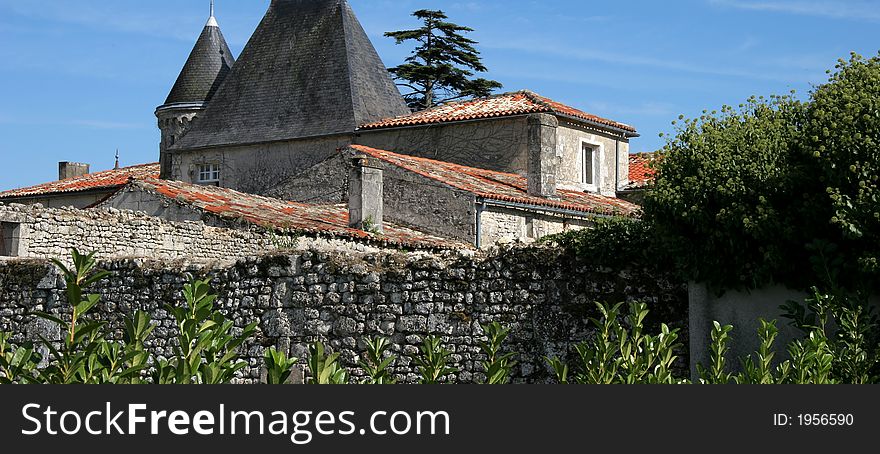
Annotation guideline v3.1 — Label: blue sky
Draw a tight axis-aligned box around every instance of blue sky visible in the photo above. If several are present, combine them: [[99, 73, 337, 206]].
[[1, 0, 878, 191]]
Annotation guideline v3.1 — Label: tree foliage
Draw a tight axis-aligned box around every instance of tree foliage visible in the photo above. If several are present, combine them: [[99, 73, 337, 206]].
[[643, 52, 880, 292], [806, 53, 880, 277], [386, 9, 502, 110]]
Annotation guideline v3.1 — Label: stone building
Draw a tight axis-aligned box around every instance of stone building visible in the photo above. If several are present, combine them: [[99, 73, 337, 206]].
[[1, 0, 643, 252], [0, 163, 159, 209]]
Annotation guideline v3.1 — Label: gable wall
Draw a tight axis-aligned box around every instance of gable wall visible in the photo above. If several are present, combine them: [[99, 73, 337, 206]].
[[555, 122, 630, 197], [357, 117, 531, 175], [168, 134, 354, 197]]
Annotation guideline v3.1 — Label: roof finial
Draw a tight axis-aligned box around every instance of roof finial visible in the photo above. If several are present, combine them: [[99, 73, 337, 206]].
[[114, 149, 120, 170], [206, 0, 219, 27]]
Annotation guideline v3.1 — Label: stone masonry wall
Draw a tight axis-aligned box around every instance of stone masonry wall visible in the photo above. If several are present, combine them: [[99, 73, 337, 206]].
[[0, 245, 687, 384], [0, 202, 275, 264], [480, 206, 592, 246]]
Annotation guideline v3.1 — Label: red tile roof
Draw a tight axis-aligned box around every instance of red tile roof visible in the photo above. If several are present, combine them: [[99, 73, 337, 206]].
[[0, 163, 160, 199], [358, 90, 637, 133], [128, 178, 468, 250], [349, 145, 639, 217], [628, 153, 657, 188]]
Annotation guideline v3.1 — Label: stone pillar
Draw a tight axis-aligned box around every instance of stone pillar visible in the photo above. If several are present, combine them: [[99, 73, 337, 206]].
[[348, 157, 384, 233], [527, 113, 559, 198], [58, 162, 90, 180]]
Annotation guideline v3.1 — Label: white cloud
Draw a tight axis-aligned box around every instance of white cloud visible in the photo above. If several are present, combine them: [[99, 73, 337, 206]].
[[709, 0, 880, 21]]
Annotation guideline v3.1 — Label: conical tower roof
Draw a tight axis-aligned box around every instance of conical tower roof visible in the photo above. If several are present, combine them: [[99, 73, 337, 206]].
[[173, 0, 409, 150], [162, 6, 235, 107]]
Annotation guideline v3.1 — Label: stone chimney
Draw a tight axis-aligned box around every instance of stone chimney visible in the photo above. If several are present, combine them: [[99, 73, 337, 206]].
[[527, 113, 559, 198], [348, 156, 384, 233], [58, 162, 90, 181]]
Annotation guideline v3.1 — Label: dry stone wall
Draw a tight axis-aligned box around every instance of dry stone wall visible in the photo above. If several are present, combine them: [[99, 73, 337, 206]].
[[0, 245, 687, 384]]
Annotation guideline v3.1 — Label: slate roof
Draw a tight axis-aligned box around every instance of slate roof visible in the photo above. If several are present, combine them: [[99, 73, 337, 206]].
[[0, 164, 160, 199], [172, 0, 409, 150], [162, 15, 235, 107], [359, 91, 638, 134], [349, 145, 639, 217], [628, 152, 657, 188], [126, 178, 467, 250]]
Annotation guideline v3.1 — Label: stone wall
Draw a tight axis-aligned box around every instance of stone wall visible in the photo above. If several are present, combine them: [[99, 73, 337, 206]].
[[0, 202, 276, 263], [357, 117, 531, 176], [555, 122, 630, 197], [168, 134, 353, 196], [479, 206, 592, 246], [0, 245, 687, 384]]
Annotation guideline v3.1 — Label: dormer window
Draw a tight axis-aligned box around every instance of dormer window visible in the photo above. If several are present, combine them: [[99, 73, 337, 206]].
[[197, 163, 220, 185], [580, 140, 601, 192]]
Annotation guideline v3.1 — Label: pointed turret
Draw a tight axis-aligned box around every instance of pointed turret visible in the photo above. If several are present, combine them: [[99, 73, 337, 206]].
[[172, 0, 409, 151], [156, 2, 235, 178], [163, 1, 234, 106]]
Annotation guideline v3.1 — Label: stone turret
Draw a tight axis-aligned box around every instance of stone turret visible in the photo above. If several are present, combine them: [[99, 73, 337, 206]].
[[156, 2, 235, 179]]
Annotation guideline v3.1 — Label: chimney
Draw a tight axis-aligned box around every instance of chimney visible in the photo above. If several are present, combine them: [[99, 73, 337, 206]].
[[348, 156, 384, 234], [58, 162, 90, 181], [527, 113, 559, 198]]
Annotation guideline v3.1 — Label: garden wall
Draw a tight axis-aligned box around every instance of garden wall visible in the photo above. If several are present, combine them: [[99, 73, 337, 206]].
[[689, 282, 880, 377], [0, 246, 687, 384]]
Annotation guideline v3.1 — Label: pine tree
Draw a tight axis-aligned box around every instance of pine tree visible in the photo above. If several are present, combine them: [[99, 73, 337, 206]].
[[385, 9, 502, 111]]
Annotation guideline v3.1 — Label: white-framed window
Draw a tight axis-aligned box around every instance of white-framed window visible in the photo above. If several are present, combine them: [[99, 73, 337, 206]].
[[579, 139, 602, 192], [197, 163, 221, 185]]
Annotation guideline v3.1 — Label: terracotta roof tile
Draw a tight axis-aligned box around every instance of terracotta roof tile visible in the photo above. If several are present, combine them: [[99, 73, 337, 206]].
[[0, 163, 160, 199], [349, 145, 639, 217], [129, 178, 468, 250], [359, 90, 637, 133], [628, 153, 657, 188]]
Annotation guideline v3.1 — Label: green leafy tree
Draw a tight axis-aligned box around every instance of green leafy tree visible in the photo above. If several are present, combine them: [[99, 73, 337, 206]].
[[386, 9, 502, 110], [643, 94, 831, 291], [804, 52, 880, 279]]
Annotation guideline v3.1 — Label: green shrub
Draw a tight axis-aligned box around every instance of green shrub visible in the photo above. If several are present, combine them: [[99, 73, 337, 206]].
[[546, 301, 683, 384], [0, 332, 41, 384], [541, 217, 660, 270], [359, 336, 397, 384], [264, 347, 299, 385], [307, 342, 349, 384], [154, 278, 257, 384], [413, 336, 457, 384], [479, 322, 516, 384]]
